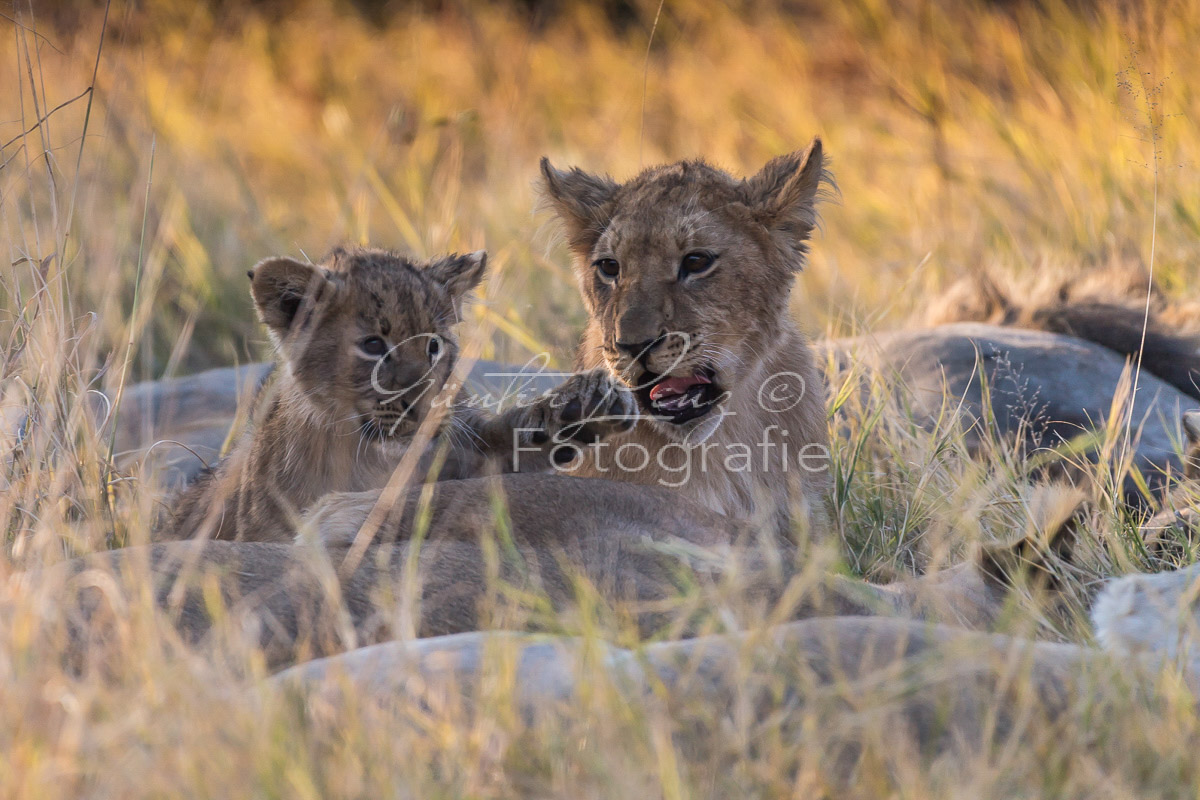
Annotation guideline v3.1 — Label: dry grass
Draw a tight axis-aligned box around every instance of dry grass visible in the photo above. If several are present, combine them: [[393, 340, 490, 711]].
[[3, 0, 1200, 796]]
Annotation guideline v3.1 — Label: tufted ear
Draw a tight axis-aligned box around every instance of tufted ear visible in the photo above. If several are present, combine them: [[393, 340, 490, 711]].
[[249, 257, 337, 339], [1184, 410, 1200, 446], [976, 486, 1084, 595], [741, 138, 832, 271], [426, 250, 487, 315], [539, 158, 619, 256]]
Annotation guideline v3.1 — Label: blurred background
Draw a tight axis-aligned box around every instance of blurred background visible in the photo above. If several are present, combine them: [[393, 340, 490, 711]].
[[3, 0, 1197, 379]]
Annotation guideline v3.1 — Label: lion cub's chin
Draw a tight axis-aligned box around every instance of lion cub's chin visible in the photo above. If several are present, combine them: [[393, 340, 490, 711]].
[[645, 406, 729, 445], [373, 437, 414, 459]]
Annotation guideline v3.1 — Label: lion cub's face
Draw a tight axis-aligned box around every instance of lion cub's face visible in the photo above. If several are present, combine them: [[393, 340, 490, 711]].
[[249, 247, 485, 442], [540, 140, 828, 441]]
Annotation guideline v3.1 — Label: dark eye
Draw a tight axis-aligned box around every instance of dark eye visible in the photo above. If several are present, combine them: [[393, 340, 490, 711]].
[[427, 335, 442, 361], [360, 336, 388, 356], [679, 251, 716, 278], [593, 258, 620, 281]]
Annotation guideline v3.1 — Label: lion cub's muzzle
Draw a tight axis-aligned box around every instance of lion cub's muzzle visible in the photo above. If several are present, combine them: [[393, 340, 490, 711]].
[[608, 334, 726, 425], [633, 365, 724, 425], [361, 395, 423, 439]]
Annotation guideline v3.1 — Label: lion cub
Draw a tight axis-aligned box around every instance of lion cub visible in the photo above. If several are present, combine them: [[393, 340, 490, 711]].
[[162, 246, 633, 542]]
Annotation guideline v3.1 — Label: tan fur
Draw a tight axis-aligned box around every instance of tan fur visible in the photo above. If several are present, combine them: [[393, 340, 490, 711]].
[[537, 140, 834, 538], [1185, 409, 1200, 480], [57, 477, 1081, 670], [925, 260, 1167, 328], [1093, 560, 1200, 675], [161, 247, 633, 542], [275, 617, 1161, 777]]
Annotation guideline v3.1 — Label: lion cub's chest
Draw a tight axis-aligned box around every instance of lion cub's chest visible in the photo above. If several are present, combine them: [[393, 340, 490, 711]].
[[254, 417, 404, 506], [573, 425, 803, 531]]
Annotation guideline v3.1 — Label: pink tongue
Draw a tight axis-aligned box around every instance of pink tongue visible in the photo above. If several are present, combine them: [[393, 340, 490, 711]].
[[649, 372, 711, 402]]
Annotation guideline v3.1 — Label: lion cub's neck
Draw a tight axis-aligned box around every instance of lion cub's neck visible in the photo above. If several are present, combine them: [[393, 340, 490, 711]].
[[249, 374, 401, 498], [165, 368, 406, 543], [576, 319, 831, 537]]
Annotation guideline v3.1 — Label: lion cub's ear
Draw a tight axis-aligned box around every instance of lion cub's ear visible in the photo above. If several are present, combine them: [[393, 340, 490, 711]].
[[426, 250, 488, 317], [538, 158, 619, 256], [1182, 410, 1200, 480], [976, 485, 1084, 596], [742, 138, 832, 271], [250, 257, 337, 338], [1184, 409, 1200, 447]]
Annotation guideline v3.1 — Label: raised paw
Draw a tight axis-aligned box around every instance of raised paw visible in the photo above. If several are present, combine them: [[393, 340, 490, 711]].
[[512, 368, 637, 470], [545, 368, 637, 439]]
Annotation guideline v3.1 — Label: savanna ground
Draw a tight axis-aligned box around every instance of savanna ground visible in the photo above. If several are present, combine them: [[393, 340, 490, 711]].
[[4, 0, 1200, 796]]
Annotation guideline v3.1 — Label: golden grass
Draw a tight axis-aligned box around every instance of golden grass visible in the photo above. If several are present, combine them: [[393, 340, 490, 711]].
[[3, 0, 1200, 795], [6, 0, 1200, 367]]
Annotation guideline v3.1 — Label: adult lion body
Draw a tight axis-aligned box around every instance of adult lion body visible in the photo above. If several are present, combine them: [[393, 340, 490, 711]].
[[52, 474, 1075, 669]]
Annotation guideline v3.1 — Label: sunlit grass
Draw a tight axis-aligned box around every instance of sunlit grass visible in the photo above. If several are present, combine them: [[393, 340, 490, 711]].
[[3, 0, 1200, 795], [6, 0, 1199, 369]]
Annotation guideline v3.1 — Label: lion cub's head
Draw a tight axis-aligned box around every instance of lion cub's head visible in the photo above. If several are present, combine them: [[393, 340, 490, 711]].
[[540, 139, 830, 442], [248, 246, 485, 441]]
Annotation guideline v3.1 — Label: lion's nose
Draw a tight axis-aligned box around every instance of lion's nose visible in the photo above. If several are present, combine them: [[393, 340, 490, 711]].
[[385, 363, 429, 396], [380, 397, 411, 414], [614, 334, 666, 361]]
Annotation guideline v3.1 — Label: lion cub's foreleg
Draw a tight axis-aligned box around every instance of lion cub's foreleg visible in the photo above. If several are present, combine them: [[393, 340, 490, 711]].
[[305, 369, 636, 548], [453, 367, 636, 474]]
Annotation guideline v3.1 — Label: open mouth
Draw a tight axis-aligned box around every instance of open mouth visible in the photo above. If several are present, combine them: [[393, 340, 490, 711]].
[[634, 367, 724, 425]]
